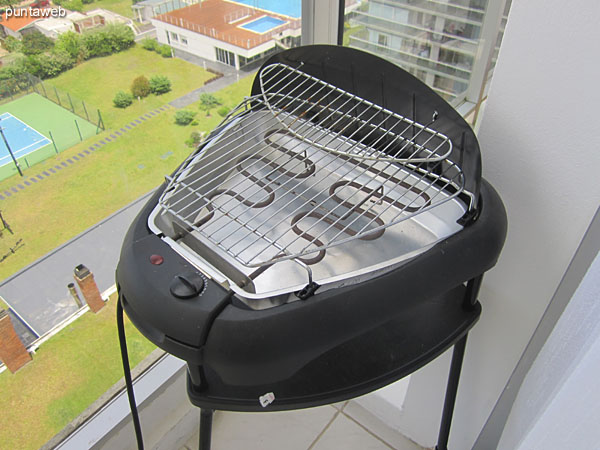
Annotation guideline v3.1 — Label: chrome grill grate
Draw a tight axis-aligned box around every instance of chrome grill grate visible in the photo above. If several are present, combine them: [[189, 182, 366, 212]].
[[156, 64, 466, 269]]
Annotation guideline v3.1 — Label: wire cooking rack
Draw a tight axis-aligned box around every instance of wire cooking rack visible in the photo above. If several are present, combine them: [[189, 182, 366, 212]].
[[259, 63, 452, 163], [157, 64, 465, 269]]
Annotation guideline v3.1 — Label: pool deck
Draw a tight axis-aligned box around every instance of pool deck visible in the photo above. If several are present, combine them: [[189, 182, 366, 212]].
[[154, 0, 300, 50]]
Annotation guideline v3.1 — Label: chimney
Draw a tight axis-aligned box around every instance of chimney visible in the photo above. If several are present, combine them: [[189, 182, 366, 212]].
[[0, 310, 32, 373], [67, 282, 84, 308], [73, 264, 105, 313]]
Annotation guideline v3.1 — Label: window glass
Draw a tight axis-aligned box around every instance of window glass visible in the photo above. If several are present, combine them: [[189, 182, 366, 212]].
[[0, 0, 302, 448], [343, 0, 512, 106]]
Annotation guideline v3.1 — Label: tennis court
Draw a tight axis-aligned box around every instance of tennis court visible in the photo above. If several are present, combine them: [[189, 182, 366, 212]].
[[0, 93, 98, 180], [0, 113, 51, 167]]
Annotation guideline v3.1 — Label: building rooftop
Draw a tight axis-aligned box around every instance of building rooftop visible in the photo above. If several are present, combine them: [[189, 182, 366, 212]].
[[135, 0, 177, 6], [153, 0, 300, 50], [0, 10, 41, 32], [33, 17, 74, 33]]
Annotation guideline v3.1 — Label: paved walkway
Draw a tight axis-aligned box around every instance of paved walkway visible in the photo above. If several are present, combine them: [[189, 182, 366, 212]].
[[169, 71, 242, 108], [0, 191, 152, 340]]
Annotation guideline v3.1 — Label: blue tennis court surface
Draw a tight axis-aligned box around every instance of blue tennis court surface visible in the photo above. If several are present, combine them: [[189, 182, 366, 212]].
[[0, 112, 51, 167], [232, 0, 300, 18], [241, 15, 286, 33]]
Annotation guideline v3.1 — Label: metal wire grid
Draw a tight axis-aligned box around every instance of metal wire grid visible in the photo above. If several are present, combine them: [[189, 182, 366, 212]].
[[258, 62, 453, 163], [158, 92, 465, 269]]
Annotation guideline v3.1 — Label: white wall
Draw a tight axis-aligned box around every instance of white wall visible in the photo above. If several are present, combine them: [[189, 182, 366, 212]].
[[498, 250, 600, 450], [361, 0, 600, 448], [151, 20, 276, 65]]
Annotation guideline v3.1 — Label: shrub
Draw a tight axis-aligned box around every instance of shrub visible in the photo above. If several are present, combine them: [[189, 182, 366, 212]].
[[81, 0, 93, 4], [34, 50, 75, 78], [21, 31, 54, 56], [83, 24, 134, 58], [185, 130, 204, 147], [131, 75, 151, 98], [113, 90, 133, 108], [149, 75, 171, 95], [83, 30, 113, 57], [217, 106, 230, 117], [141, 38, 158, 51], [158, 44, 172, 58], [198, 93, 221, 117], [3, 36, 22, 53], [0, 59, 30, 96], [104, 23, 135, 52], [62, 0, 83, 11], [55, 31, 88, 62], [175, 110, 196, 126]]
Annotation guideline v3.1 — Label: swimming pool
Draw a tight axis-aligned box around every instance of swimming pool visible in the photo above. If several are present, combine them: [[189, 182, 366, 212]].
[[240, 15, 287, 33], [232, 0, 300, 18]]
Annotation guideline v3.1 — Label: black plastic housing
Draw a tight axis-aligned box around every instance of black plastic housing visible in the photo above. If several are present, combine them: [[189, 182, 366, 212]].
[[116, 45, 507, 413], [117, 179, 506, 411]]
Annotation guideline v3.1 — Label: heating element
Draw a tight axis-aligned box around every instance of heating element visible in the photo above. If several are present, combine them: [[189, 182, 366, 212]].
[[151, 65, 469, 300]]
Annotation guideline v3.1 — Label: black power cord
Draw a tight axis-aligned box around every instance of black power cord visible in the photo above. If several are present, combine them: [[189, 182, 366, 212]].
[[117, 299, 145, 450]]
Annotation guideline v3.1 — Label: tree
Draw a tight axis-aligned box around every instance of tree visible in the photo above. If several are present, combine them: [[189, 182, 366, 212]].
[[82, 24, 134, 58], [113, 91, 133, 108], [36, 50, 75, 78], [131, 75, 150, 98], [21, 31, 54, 56], [61, 0, 83, 11], [149, 75, 171, 95], [55, 31, 88, 62], [3, 36, 22, 53], [198, 93, 221, 117], [0, 0, 20, 12]]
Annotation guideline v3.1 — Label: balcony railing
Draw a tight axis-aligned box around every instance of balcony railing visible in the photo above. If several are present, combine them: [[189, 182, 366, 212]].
[[154, 14, 301, 50]]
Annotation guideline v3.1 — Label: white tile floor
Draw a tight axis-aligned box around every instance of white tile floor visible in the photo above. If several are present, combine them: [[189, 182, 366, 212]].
[[181, 401, 426, 450]]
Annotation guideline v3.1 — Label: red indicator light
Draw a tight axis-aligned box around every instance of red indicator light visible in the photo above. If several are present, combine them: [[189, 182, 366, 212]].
[[150, 254, 164, 265]]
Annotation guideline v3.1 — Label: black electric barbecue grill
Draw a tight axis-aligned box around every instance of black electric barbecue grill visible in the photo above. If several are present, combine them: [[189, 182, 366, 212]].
[[116, 45, 506, 450]]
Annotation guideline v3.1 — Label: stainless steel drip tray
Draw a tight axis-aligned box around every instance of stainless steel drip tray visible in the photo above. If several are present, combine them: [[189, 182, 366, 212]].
[[149, 110, 466, 301]]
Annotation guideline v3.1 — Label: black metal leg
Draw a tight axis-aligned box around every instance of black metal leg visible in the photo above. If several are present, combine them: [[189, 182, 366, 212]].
[[199, 409, 214, 450], [436, 334, 468, 450], [463, 274, 484, 310], [435, 275, 483, 450]]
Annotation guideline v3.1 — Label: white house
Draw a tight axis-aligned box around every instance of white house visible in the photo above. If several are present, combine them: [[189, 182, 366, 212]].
[[150, 0, 301, 70]]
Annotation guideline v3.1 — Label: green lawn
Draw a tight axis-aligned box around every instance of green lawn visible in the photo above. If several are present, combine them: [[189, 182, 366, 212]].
[[46, 46, 214, 129], [0, 74, 255, 281], [0, 297, 157, 450], [0, 46, 256, 450], [83, 0, 134, 18]]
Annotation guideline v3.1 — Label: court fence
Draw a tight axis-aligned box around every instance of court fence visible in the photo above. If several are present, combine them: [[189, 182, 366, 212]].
[[0, 72, 105, 181], [0, 72, 104, 133]]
